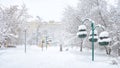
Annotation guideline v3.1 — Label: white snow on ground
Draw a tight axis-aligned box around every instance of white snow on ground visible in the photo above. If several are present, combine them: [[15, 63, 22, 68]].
[[0, 46, 119, 68]]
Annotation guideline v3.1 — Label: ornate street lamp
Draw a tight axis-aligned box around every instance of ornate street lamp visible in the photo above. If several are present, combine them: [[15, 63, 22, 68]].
[[77, 25, 87, 38], [77, 18, 111, 61], [98, 31, 111, 46], [89, 30, 98, 42]]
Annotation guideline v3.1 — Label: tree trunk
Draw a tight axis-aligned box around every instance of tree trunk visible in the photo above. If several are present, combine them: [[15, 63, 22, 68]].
[[118, 48, 120, 56], [60, 44, 62, 52], [80, 39, 83, 52], [108, 48, 111, 55], [96, 0, 107, 27], [104, 46, 109, 55], [41, 40, 44, 51], [108, 42, 112, 55]]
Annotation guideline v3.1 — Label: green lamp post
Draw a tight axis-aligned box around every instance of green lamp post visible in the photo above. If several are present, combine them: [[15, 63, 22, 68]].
[[91, 22, 95, 61]]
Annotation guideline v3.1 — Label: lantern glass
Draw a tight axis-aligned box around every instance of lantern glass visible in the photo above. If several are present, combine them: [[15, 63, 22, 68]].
[[99, 42, 109, 46], [79, 29, 86, 31], [78, 34, 87, 38], [89, 38, 98, 42]]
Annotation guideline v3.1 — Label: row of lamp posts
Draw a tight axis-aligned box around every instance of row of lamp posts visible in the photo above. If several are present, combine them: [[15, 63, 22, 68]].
[[77, 18, 111, 61]]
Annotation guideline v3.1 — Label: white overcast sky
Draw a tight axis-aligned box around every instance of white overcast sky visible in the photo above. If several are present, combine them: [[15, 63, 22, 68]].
[[0, 0, 117, 22], [0, 0, 78, 22]]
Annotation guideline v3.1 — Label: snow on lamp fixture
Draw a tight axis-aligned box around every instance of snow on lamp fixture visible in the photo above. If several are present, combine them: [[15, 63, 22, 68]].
[[77, 25, 87, 38], [89, 30, 98, 42], [98, 31, 111, 46]]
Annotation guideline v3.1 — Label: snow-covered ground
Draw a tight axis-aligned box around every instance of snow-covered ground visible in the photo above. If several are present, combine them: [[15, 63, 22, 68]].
[[0, 46, 119, 68]]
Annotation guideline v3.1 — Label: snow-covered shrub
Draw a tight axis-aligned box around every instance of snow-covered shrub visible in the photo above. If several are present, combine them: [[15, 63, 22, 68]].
[[111, 41, 120, 57], [110, 59, 118, 65]]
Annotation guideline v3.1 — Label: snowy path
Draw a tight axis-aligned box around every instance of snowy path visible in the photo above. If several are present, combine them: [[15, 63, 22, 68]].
[[0, 46, 119, 68]]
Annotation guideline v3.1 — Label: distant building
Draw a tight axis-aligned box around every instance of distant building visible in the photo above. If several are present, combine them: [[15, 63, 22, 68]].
[[27, 20, 64, 46]]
